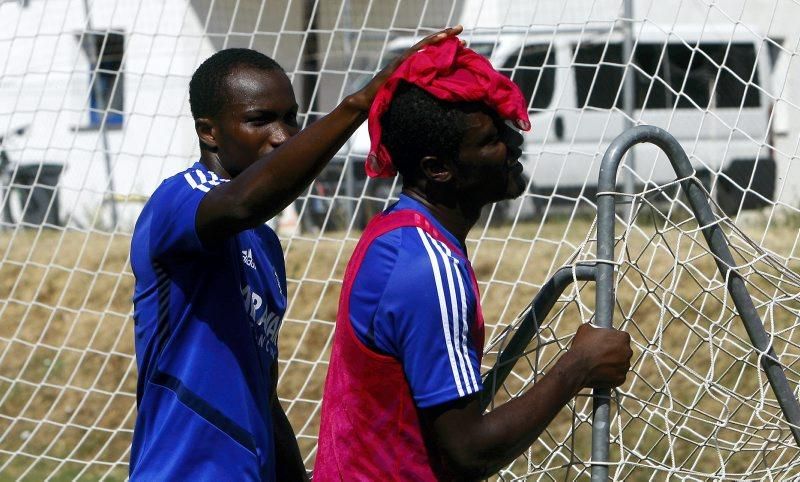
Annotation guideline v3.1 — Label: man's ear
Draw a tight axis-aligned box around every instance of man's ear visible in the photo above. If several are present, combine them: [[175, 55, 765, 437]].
[[195, 118, 218, 150], [420, 155, 454, 183]]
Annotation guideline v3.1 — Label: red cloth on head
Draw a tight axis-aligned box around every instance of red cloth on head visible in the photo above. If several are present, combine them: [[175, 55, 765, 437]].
[[366, 36, 531, 178]]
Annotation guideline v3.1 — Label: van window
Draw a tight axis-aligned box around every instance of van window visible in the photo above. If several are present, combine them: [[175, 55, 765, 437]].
[[665, 42, 761, 108], [632, 43, 671, 109], [468, 43, 495, 58], [501, 45, 555, 110], [77, 30, 125, 127], [573, 43, 624, 109], [573, 41, 761, 110]]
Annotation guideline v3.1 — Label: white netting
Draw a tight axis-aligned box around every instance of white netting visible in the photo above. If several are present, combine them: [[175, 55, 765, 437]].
[[2, 0, 800, 479], [483, 182, 800, 479]]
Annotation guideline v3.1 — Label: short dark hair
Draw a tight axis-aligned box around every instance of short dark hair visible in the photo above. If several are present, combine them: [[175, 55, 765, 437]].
[[380, 82, 471, 180], [189, 48, 284, 120]]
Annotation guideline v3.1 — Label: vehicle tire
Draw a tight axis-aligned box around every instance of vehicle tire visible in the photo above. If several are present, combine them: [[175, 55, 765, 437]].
[[531, 196, 546, 222], [715, 179, 741, 217]]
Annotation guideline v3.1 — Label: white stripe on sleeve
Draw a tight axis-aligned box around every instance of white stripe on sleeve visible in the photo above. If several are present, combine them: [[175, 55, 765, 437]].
[[416, 228, 465, 397], [183, 172, 210, 192], [429, 236, 477, 393], [431, 237, 480, 393]]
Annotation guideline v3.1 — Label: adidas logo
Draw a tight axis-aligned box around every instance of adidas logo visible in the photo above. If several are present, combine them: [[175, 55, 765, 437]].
[[241, 249, 256, 269]]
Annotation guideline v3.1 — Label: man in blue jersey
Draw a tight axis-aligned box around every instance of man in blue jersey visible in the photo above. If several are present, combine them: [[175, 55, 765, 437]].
[[129, 27, 462, 481], [316, 71, 634, 479]]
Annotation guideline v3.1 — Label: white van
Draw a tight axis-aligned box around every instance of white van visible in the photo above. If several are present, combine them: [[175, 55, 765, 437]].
[[341, 24, 775, 219]]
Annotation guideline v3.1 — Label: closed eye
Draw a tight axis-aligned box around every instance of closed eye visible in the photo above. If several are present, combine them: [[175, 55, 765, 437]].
[[246, 112, 278, 126]]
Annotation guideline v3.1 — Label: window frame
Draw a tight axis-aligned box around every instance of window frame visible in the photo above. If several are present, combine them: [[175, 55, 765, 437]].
[[76, 29, 125, 129]]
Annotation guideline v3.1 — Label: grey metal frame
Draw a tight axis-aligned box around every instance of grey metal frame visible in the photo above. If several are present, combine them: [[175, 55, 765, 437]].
[[481, 264, 596, 409], [482, 125, 800, 480]]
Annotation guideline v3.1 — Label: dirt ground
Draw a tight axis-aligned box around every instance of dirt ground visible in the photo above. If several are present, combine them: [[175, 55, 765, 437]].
[[1, 210, 799, 480]]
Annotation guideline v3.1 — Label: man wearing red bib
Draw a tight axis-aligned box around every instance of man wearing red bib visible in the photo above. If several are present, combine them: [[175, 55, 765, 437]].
[[315, 38, 633, 481]]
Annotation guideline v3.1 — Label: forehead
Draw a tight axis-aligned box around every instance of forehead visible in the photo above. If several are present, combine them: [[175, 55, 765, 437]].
[[221, 66, 296, 110]]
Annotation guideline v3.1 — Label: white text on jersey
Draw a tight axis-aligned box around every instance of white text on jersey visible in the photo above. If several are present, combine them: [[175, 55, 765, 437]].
[[241, 249, 256, 269], [241, 284, 281, 356]]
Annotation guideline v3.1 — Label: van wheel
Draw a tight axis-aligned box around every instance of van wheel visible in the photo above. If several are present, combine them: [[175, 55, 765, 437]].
[[531, 197, 546, 222], [716, 180, 741, 217]]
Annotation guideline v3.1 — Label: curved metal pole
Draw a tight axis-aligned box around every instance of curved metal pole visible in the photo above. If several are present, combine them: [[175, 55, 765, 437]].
[[481, 264, 596, 410], [592, 125, 800, 481]]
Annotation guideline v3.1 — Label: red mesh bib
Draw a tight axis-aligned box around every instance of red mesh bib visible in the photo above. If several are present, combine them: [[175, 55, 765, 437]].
[[314, 209, 484, 481]]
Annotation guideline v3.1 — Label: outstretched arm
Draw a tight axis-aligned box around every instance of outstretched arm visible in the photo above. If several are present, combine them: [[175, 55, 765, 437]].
[[421, 324, 632, 480], [196, 26, 463, 245]]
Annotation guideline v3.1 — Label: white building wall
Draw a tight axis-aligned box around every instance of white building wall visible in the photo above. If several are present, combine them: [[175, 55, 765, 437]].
[[0, 0, 216, 230]]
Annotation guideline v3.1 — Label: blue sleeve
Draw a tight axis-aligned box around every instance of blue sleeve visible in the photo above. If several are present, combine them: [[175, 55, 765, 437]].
[[147, 171, 217, 261], [377, 228, 482, 408], [349, 230, 403, 355]]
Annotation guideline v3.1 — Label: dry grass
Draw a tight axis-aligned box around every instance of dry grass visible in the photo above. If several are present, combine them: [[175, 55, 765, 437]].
[[1, 210, 799, 480]]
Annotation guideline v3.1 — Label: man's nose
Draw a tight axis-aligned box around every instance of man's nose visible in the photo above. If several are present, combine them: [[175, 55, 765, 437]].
[[504, 128, 524, 160], [507, 128, 524, 149], [269, 123, 298, 148]]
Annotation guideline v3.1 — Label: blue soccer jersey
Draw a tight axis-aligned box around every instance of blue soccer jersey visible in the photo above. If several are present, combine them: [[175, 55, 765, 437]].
[[349, 194, 483, 408], [129, 162, 286, 480]]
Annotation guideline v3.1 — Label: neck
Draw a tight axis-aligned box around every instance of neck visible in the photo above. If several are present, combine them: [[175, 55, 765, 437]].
[[199, 150, 233, 180], [401, 186, 481, 245]]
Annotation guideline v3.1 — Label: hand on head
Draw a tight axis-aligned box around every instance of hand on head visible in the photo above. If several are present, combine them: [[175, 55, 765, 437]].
[[568, 323, 633, 390], [349, 25, 464, 112]]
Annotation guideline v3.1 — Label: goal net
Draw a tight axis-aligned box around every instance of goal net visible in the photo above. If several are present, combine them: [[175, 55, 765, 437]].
[[2, 0, 800, 479]]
